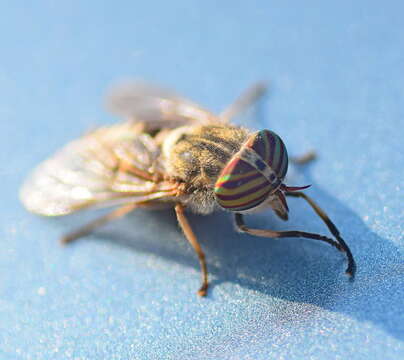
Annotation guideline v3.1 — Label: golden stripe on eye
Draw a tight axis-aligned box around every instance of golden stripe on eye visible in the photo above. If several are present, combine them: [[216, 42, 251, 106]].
[[217, 185, 271, 206], [214, 176, 268, 195], [271, 135, 281, 170], [216, 170, 259, 184], [263, 131, 270, 162]]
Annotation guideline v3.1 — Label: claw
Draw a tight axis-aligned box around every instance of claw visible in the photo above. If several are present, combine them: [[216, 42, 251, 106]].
[[197, 283, 208, 297]]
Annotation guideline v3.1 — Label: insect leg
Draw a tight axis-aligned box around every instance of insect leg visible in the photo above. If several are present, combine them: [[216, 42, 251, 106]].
[[61, 203, 139, 244], [235, 213, 357, 276], [234, 212, 343, 249], [174, 203, 209, 297], [290, 151, 317, 165], [219, 82, 268, 121], [285, 191, 356, 277]]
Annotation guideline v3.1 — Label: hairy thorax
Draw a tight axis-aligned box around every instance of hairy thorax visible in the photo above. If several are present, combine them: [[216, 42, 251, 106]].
[[162, 124, 250, 214]]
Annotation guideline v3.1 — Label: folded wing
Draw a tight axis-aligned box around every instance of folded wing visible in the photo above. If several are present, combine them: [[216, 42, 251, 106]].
[[20, 122, 172, 216]]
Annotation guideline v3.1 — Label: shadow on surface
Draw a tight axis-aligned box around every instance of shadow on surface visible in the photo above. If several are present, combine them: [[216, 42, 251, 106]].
[[60, 164, 403, 341]]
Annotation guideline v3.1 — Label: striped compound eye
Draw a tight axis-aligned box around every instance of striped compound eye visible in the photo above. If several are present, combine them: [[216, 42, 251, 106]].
[[214, 130, 288, 212]]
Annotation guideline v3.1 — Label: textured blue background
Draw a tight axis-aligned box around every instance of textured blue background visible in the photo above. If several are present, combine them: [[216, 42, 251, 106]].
[[1, 1, 403, 359]]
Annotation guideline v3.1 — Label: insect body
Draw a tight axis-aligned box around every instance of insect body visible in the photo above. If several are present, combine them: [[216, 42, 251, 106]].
[[20, 82, 356, 296]]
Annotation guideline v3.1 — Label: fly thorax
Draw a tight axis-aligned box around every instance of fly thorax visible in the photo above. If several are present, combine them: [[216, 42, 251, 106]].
[[163, 125, 249, 187]]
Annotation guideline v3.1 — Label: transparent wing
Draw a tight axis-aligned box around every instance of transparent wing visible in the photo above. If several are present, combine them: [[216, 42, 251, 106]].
[[106, 81, 218, 130], [20, 122, 175, 216], [219, 82, 269, 130]]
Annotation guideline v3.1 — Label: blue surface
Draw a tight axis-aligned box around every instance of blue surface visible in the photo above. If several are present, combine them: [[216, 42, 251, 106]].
[[1, 1, 403, 359]]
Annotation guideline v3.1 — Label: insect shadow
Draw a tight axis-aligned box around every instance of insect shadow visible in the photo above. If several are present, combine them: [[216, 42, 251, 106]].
[[81, 163, 402, 341]]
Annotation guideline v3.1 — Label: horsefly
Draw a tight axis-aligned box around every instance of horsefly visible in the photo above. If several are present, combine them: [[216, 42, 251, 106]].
[[20, 82, 356, 296]]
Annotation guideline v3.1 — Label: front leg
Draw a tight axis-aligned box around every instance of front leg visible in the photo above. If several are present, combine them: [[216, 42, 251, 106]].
[[284, 191, 356, 277], [234, 213, 343, 251]]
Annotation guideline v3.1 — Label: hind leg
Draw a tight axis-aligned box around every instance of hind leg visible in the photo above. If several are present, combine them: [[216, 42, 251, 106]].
[[290, 151, 317, 165]]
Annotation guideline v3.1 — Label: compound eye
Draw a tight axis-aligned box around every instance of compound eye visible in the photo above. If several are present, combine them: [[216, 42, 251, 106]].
[[214, 130, 288, 212], [246, 129, 288, 181]]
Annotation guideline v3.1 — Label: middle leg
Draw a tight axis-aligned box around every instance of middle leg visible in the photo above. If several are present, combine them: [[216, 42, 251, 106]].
[[175, 203, 209, 296]]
